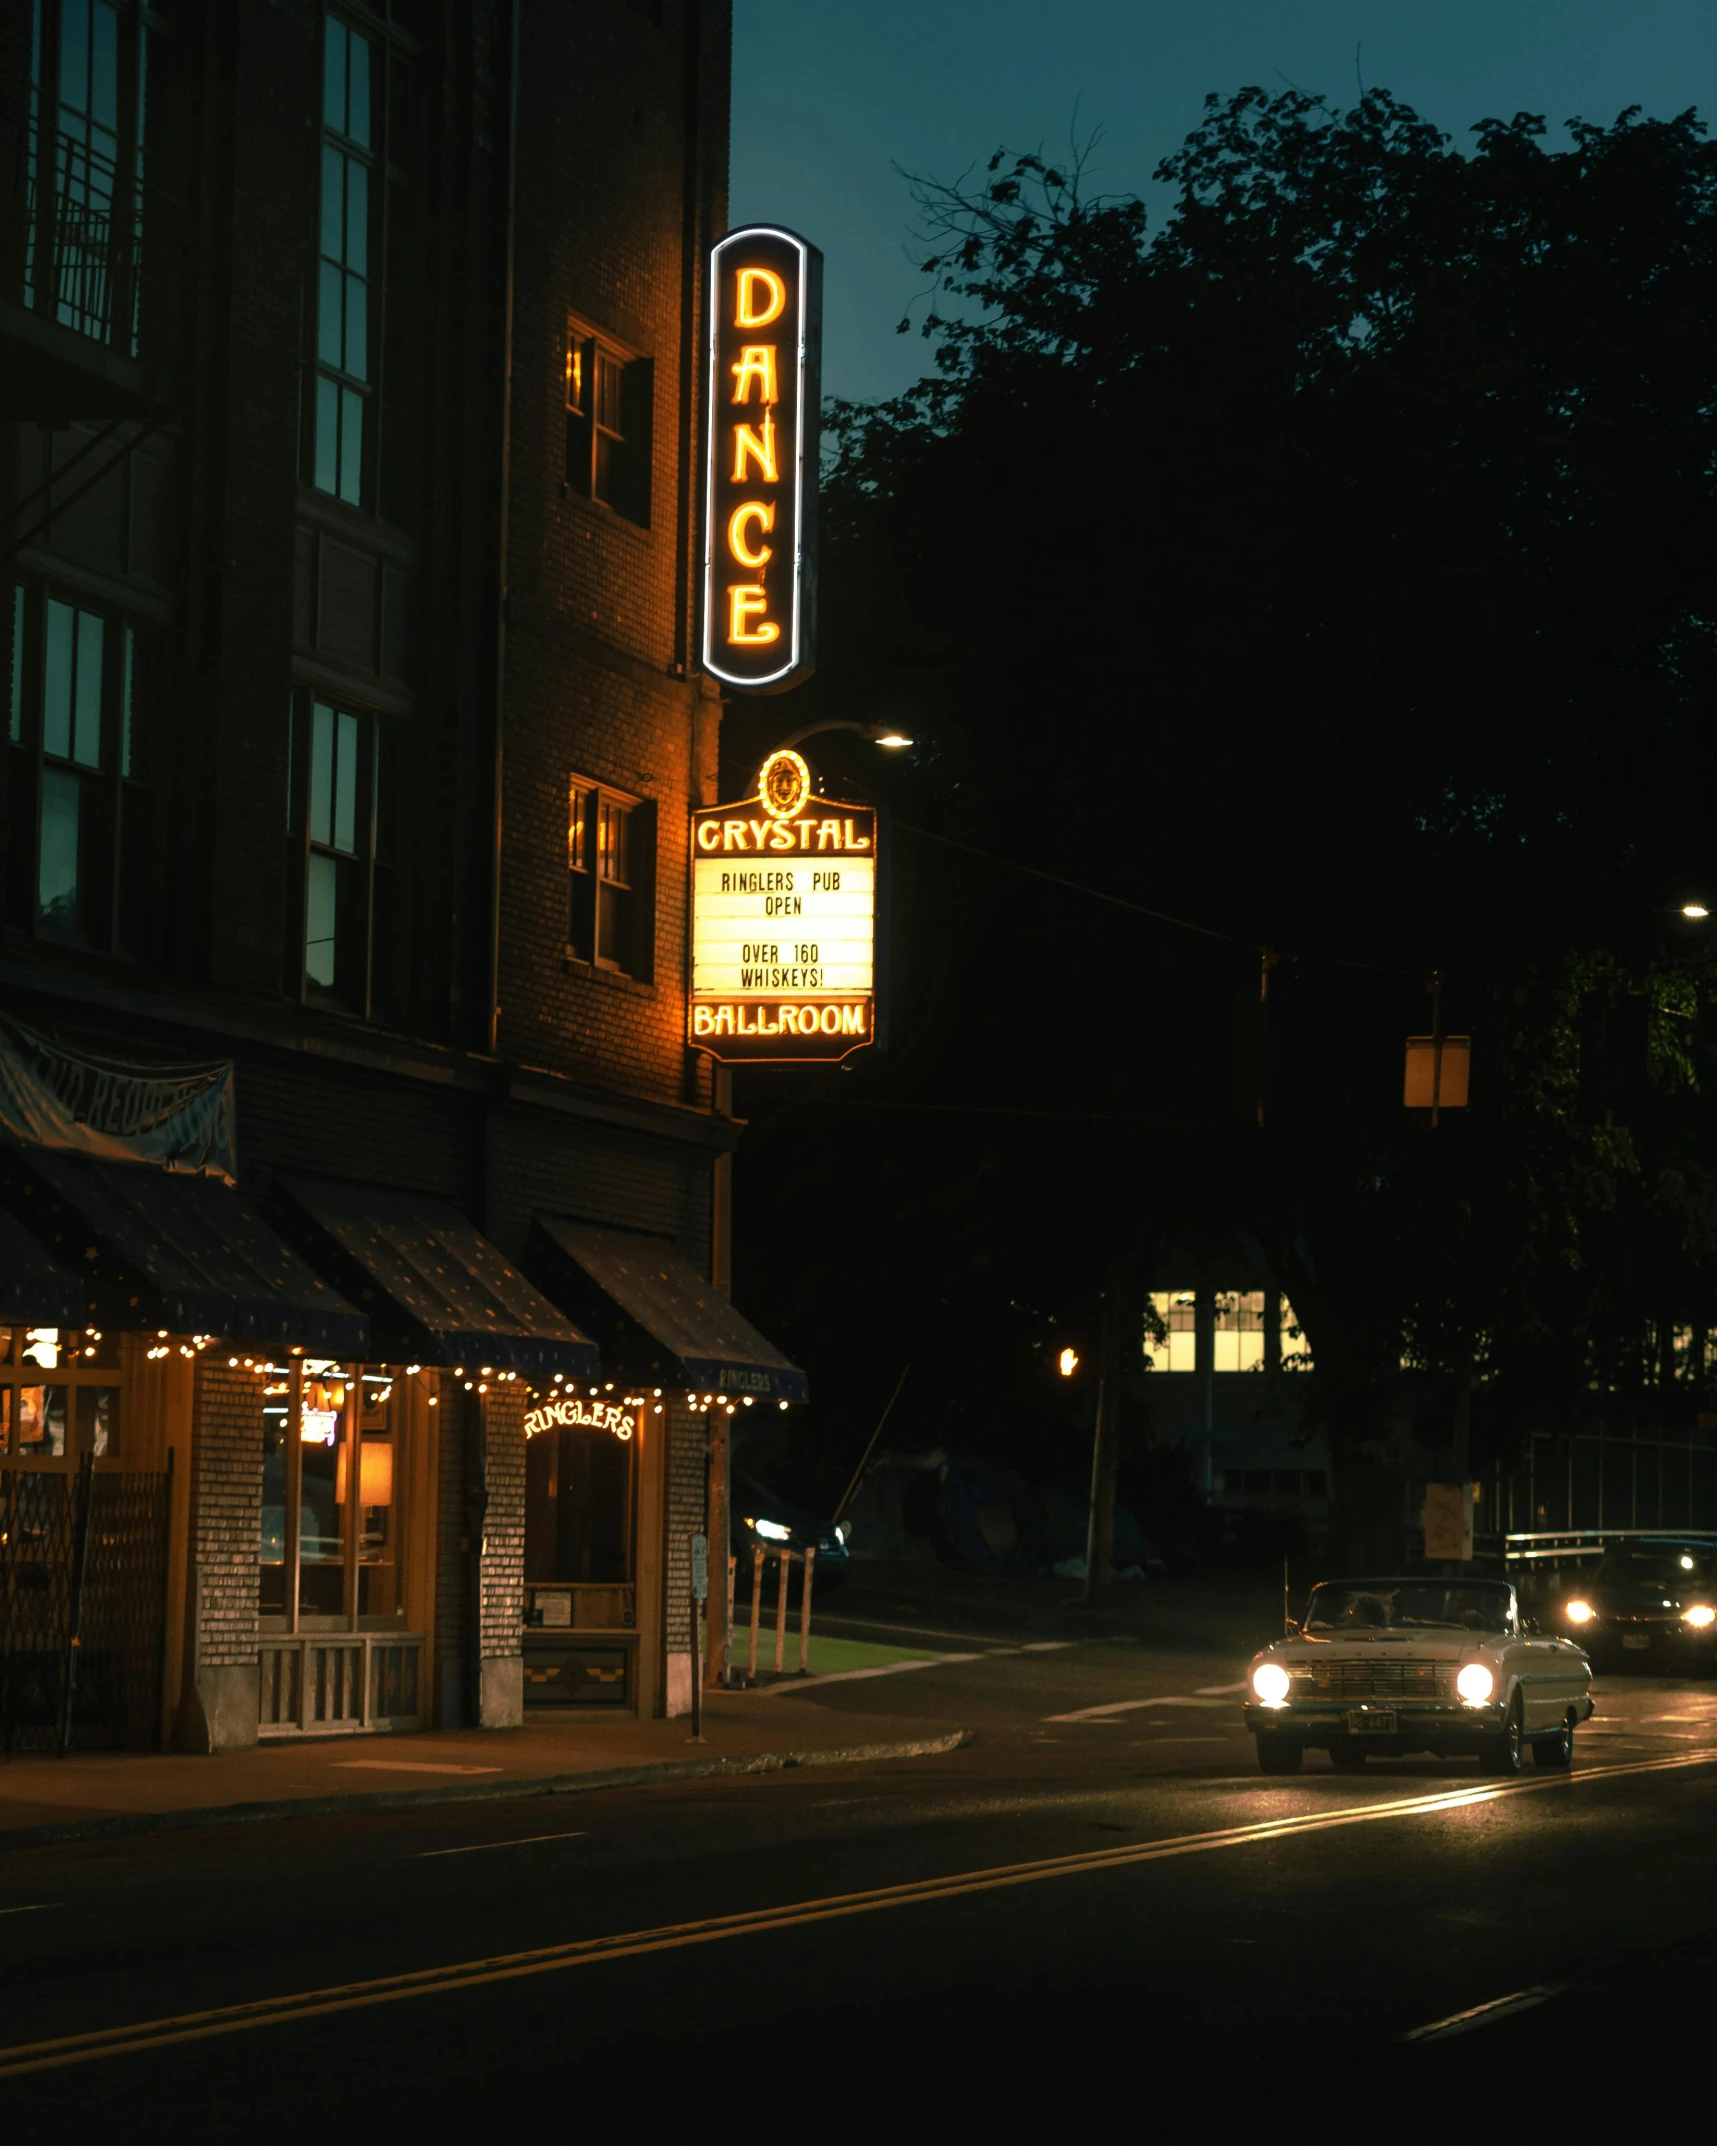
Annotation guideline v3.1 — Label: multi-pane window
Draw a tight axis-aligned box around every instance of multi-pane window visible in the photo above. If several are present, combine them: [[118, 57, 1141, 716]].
[[1212, 1291, 1268, 1373], [25, 0, 155, 354], [1144, 1288, 1312, 1373], [286, 693, 397, 1018], [261, 1360, 405, 1627], [568, 780, 652, 977], [6, 579, 151, 950], [0, 1326, 122, 1471], [314, 15, 373, 506], [308, 8, 422, 524], [565, 331, 652, 525], [1145, 1291, 1198, 1373]]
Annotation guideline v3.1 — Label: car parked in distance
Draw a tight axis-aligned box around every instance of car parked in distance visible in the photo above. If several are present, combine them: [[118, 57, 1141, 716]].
[[730, 1466, 850, 1594], [1244, 1577, 1593, 1775], [1557, 1539, 1717, 1672]]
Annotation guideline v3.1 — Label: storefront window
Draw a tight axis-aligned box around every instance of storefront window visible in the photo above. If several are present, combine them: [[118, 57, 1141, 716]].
[[0, 1326, 121, 1469], [525, 1418, 635, 1585], [259, 1359, 405, 1629]]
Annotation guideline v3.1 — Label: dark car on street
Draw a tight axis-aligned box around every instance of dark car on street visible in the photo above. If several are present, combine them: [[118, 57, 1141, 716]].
[[730, 1465, 850, 1595], [1557, 1539, 1717, 1671]]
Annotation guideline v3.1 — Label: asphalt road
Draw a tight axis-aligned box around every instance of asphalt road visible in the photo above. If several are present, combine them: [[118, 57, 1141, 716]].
[[3, 1603, 1715, 2125]]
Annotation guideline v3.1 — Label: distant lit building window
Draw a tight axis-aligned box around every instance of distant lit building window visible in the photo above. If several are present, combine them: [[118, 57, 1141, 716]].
[[1213, 1291, 1267, 1373], [1280, 1297, 1311, 1367], [1145, 1291, 1197, 1373], [565, 329, 652, 525]]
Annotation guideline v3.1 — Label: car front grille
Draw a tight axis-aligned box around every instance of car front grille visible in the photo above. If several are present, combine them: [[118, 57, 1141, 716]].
[[1293, 1661, 1446, 1702]]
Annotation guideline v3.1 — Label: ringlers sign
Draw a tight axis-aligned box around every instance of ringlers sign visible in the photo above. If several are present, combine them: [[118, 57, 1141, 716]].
[[689, 751, 875, 1062], [701, 226, 822, 694]]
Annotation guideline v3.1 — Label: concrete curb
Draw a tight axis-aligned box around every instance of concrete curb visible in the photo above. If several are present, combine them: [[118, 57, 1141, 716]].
[[0, 1730, 974, 1856]]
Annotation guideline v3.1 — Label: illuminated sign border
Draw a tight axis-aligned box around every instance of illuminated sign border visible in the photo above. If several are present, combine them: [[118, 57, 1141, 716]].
[[687, 782, 878, 1065], [700, 224, 820, 694]]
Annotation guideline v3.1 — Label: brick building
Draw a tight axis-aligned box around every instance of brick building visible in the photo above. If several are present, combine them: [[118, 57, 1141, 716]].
[[0, 0, 798, 1753]]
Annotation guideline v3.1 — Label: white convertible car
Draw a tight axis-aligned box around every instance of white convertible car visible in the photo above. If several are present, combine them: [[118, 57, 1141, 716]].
[[1244, 1577, 1594, 1775]]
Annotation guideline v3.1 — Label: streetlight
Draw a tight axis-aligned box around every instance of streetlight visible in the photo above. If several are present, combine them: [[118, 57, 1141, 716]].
[[773, 720, 913, 752], [1682, 903, 1709, 920]]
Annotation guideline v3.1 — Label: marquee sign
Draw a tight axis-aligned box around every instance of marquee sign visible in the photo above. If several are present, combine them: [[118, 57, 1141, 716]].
[[689, 751, 876, 1062], [701, 225, 821, 694], [525, 1395, 635, 1441]]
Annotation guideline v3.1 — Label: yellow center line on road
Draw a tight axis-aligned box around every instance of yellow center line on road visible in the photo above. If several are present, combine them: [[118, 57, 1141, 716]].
[[3, 1745, 1714, 2079]]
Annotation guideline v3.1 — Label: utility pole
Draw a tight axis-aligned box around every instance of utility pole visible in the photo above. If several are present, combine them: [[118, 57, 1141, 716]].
[[1083, 1272, 1125, 1600]]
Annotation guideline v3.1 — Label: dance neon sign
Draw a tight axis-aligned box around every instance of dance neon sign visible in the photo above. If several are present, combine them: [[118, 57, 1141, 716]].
[[701, 227, 822, 693]]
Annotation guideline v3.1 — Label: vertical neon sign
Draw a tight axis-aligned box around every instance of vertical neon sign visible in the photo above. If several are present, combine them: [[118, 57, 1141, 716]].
[[701, 226, 822, 694]]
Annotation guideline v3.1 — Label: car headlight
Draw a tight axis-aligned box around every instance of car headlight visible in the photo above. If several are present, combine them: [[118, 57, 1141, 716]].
[[752, 1517, 790, 1542], [1251, 1662, 1291, 1707], [1456, 1663, 1496, 1705], [1684, 1604, 1716, 1629], [1563, 1599, 1594, 1624]]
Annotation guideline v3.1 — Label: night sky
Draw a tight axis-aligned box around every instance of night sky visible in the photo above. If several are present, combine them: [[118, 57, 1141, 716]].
[[731, 0, 1717, 404]]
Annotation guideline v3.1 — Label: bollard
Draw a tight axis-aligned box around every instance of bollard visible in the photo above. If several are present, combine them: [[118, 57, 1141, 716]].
[[798, 1545, 816, 1673], [773, 1547, 790, 1673], [748, 1545, 764, 1681]]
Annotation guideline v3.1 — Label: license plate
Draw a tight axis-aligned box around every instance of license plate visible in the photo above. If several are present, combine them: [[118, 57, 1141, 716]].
[[1622, 1634, 1650, 1651], [1346, 1709, 1397, 1735]]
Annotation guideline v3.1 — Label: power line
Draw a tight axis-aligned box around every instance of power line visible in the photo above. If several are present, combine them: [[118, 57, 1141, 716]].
[[896, 821, 1421, 979]]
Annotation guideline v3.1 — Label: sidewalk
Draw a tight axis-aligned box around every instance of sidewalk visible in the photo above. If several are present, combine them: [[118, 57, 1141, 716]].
[[0, 1689, 969, 1854]]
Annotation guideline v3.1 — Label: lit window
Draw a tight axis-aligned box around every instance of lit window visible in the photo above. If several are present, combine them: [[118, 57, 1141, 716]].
[[565, 328, 652, 525], [1145, 1291, 1198, 1374], [1213, 1291, 1267, 1373], [0, 1325, 121, 1470], [568, 780, 653, 978], [1280, 1297, 1312, 1367]]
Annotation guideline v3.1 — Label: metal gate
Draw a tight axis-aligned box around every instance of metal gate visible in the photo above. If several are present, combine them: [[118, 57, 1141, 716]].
[[0, 1458, 173, 1757]]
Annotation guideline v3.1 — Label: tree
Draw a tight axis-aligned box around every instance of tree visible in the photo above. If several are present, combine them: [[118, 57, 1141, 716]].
[[732, 88, 1717, 1563]]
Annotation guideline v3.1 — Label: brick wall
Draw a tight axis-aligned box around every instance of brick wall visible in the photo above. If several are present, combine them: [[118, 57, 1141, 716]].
[[480, 1382, 526, 1661], [191, 1361, 263, 1671], [663, 1395, 707, 1653]]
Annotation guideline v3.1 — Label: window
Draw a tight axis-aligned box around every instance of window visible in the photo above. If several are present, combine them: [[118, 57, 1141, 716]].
[[25, 0, 158, 354], [1213, 1291, 1267, 1373], [1280, 1297, 1311, 1367], [1145, 1291, 1197, 1373], [0, 1326, 122, 1471], [525, 1419, 636, 1586], [6, 580, 152, 950], [313, 15, 374, 506], [261, 1361, 405, 1627], [565, 330, 652, 525], [568, 779, 653, 978], [306, 9, 425, 524], [286, 693, 398, 1017]]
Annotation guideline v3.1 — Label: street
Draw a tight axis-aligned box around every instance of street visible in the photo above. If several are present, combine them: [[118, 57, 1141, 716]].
[[3, 1590, 1714, 2120]]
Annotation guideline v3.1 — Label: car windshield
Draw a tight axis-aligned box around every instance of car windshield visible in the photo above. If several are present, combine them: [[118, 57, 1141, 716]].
[[1593, 1547, 1715, 1588], [1302, 1581, 1513, 1634]]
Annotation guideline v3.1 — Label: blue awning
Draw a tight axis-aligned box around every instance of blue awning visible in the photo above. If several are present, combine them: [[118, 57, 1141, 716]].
[[275, 1178, 599, 1380], [530, 1216, 808, 1403], [0, 1149, 367, 1353]]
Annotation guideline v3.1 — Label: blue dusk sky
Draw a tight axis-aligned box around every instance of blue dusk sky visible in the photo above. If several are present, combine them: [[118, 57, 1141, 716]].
[[730, 0, 1717, 405]]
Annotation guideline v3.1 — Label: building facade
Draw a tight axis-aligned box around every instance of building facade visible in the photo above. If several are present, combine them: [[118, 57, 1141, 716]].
[[0, 0, 785, 1754]]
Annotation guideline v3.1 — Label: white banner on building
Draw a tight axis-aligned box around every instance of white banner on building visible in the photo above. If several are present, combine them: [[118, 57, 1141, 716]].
[[0, 1013, 237, 1180]]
